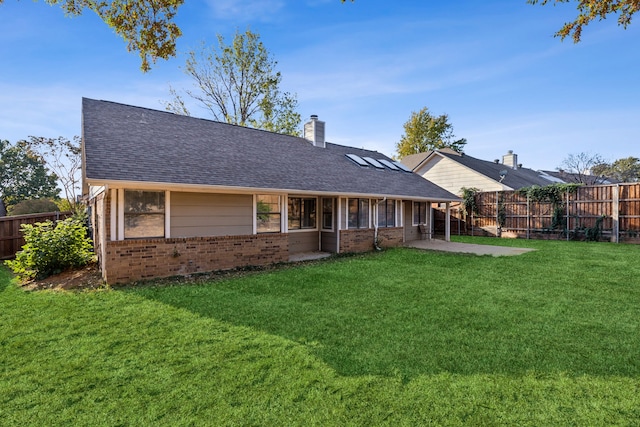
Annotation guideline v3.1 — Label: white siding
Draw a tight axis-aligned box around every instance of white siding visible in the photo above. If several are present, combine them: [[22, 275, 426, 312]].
[[416, 156, 506, 195]]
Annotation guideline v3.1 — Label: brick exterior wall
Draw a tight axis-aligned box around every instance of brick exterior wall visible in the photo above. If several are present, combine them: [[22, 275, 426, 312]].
[[339, 227, 403, 253], [103, 234, 288, 284]]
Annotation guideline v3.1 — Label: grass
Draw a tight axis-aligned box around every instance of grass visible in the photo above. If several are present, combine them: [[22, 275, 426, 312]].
[[2, 237, 640, 425]]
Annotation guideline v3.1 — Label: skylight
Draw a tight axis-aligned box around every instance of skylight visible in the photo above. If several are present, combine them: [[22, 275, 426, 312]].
[[345, 154, 368, 167], [393, 161, 413, 173], [362, 157, 385, 169], [378, 159, 399, 170]]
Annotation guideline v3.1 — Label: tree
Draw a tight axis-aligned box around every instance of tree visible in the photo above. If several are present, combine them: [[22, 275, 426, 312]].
[[528, 0, 639, 42], [27, 136, 82, 210], [395, 107, 467, 158], [0, 0, 182, 71], [165, 29, 301, 136], [592, 156, 640, 182], [557, 152, 608, 184], [0, 140, 59, 210], [7, 199, 60, 216]]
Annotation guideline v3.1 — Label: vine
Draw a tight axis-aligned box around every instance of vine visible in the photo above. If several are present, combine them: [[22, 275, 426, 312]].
[[460, 187, 480, 217], [516, 183, 581, 231]]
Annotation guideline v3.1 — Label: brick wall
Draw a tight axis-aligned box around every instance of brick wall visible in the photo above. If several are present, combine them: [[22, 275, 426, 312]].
[[339, 227, 403, 253], [103, 234, 288, 284]]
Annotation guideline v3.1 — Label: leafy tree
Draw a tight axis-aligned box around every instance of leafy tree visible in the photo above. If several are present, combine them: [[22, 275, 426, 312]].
[[395, 107, 467, 158], [0, 0, 182, 72], [0, 140, 59, 210], [27, 136, 82, 210], [592, 156, 640, 182], [528, 0, 639, 42], [165, 29, 301, 136], [557, 152, 607, 184]]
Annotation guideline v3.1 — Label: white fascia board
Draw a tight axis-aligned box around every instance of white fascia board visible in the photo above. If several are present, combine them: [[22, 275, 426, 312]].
[[85, 179, 460, 203]]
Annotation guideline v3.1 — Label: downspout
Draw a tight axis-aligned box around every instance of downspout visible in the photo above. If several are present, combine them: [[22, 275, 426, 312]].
[[374, 197, 386, 251]]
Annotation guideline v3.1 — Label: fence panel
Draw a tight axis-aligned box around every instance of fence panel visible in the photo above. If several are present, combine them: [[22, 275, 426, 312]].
[[433, 183, 640, 243], [0, 212, 72, 259]]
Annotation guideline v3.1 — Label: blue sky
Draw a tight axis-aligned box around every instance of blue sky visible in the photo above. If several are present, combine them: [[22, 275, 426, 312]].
[[1, 0, 638, 171]]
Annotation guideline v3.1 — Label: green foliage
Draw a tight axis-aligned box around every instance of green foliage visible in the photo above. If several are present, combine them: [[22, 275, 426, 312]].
[[0, 139, 59, 210], [7, 214, 93, 280], [517, 184, 580, 231], [584, 215, 606, 241], [497, 193, 507, 228], [592, 156, 640, 182], [528, 0, 638, 42], [396, 107, 467, 157], [460, 187, 480, 217], [8, 0, 184, 71], [7, 199, 59, 216], [166, 29, 301, 136]]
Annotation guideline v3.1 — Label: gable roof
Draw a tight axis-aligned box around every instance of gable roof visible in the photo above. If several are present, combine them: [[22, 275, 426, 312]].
[[82, 98, 458, 202], [403, 149, 557, 190]]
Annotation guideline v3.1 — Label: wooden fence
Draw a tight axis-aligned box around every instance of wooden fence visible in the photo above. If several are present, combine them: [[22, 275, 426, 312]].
[[434, 183, 640, 243], [0, 211, 72, 259]]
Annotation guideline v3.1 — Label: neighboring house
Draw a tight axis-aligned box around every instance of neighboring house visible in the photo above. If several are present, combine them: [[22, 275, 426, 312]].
[[402, 149, 559, 195], [539, 169, 620, 185], [82, 99, 459, 284]]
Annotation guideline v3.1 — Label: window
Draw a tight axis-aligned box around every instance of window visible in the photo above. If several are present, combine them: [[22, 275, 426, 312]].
[[348, 198, 369, 229], [288, 197, 317, 230], [413, 201, 428, 225], [256, 195, 281, 233], [377, 199, 396, 227], [124, 190, 165, 238], [322, 198, 333, 230]]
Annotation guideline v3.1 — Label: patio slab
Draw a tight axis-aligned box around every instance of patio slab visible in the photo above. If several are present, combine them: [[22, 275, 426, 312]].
[[405, 239, 535, 257]]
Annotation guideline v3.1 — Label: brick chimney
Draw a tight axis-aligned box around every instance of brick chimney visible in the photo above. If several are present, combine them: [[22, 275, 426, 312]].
[[502, 150, 518, 170], [304, 115, 326, 148]]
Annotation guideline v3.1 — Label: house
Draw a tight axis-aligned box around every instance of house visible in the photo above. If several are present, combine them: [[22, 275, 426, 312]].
[[401, 149, 559, 195], [82, 99, 460, 284], [539, 169, 620, 185]]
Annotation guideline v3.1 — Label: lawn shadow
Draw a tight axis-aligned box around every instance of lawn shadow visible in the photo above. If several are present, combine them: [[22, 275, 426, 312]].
[[131, 276, 640, 381]]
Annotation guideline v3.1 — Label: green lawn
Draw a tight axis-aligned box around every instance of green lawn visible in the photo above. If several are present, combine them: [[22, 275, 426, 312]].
[[2, 237, 640, 425]]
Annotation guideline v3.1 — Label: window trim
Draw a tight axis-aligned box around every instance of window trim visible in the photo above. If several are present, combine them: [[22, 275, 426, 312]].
[[377, 199, 397, 228], [288, 196, 318, 232], [122, 189, 167, 239], [412, 201, 428, 226], [255, 194, 282, 234], [348, 198, 370, 229], [321, 197, 334, 231]]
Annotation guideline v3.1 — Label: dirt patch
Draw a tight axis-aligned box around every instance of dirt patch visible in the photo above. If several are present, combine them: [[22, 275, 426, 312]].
[[20, 262, 105, 291]]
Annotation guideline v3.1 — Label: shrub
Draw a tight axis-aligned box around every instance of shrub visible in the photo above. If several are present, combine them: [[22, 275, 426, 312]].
[[7, 198, 59, 216], [7, 213, 94, 280]]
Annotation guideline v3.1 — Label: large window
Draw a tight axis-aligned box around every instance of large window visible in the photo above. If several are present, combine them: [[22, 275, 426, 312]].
[[256, 195, 281, 233], [348, 198, 369, 229], [288, 197, 317, 230], [413, 201, 428, 225], [124, 190, 165, 239], [322, 198, 333, 230], [377, 199, 396, 228]]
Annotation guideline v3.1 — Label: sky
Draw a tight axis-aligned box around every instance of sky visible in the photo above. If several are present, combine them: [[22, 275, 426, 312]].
[[1, 0, 639, 172]]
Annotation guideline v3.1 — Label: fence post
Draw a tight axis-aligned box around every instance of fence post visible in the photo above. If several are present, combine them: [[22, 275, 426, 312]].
[[566, 189, 570, 241], [613, 184, 620, 243], [526, 195, 530, 240]]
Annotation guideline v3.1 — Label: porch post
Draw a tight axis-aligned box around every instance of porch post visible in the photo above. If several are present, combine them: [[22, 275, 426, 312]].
[[445, 202, 451, 242]]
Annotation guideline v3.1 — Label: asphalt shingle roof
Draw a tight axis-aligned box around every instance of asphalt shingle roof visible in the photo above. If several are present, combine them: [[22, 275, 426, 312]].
[[402, 149, 556, 190], [82, 98, 458, 201]]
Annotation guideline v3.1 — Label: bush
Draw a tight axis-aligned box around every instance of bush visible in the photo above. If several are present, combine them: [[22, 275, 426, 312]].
[[7, 199, 59, 216], [7, 213, 94, 280]]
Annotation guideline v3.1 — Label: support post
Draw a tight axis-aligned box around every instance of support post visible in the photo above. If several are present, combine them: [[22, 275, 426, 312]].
[[445, 202, 451, 242], [613, 184, 620, 243]]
